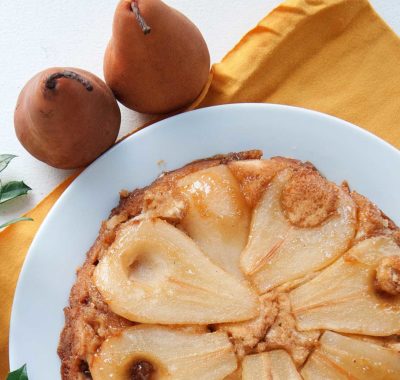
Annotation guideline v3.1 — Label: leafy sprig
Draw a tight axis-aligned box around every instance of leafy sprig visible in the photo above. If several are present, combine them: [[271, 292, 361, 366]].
[[6, 364, 28, 380], [0, 155, 32, 229], [2, 157, 31, 378], [0, 154, 17, 172], [0, 217, 33, 229], [0, 181, 32, 204]]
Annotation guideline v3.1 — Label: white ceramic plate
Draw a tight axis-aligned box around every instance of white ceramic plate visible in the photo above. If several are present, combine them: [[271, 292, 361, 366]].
[[9, 103, 400, 379]]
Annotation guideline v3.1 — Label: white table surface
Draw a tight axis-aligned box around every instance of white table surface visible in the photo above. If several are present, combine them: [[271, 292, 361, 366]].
[[0, 0, 398, 225]]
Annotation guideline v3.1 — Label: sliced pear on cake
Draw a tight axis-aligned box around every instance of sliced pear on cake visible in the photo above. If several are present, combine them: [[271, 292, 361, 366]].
[[90, 326, 238, 380], [242, 350, 301, 380], [93, 218, 259, 324], [301, 331, 400, 380], [177, 165, 250, 278], [290, 236, 400, 336], [241, 169, 356, 293]]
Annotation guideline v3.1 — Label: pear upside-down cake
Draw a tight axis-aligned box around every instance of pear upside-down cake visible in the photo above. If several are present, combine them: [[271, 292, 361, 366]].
[[58, 150, 400, 380]]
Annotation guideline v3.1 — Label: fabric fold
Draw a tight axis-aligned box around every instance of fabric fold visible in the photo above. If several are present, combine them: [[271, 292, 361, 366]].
[[199, 0, 400, 147]]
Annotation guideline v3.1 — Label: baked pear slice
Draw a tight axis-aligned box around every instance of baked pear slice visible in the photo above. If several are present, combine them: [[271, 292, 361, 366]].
[[242, 350, 301, 380], [90, 326, 238, 380], [177, 165, 250, 278], [301, 331, 400, 380], [241, 169, 356, 293], [93, 218, 259, 324], [290, 236, 400, 335]]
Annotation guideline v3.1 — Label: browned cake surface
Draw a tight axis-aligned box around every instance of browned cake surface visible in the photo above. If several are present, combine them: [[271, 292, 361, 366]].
[[58, 150, 399, 379]]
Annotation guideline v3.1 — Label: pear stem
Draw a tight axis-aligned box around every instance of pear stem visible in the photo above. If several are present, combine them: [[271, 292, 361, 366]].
[[131, 1, 151, 35], [45, 71, 93, 91]]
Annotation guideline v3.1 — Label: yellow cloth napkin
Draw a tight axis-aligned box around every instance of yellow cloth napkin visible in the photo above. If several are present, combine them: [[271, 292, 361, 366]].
[[1, 0, 400, 375], [198, 0, 400, 146]]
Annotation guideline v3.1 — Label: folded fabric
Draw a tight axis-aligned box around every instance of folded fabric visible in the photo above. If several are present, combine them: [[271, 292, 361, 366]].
[[198, 0, 400, 147], [1, 0, 399, 376]]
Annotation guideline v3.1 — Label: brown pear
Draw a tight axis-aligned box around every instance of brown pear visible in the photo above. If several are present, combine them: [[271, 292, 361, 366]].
[[14, 68, 121, 169], [104, 0, 211, 114]]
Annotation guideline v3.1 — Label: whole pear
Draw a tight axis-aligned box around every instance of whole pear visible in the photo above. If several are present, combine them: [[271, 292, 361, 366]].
[[14, 68, 121, 169], [104, 0, 211, 114]]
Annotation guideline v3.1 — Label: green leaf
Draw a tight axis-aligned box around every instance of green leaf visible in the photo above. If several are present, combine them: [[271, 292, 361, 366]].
[[0, 154, 17, 173], [0, 217, 33, 229], [6, 364, 28, 380], [0, 181, 31, 204]]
